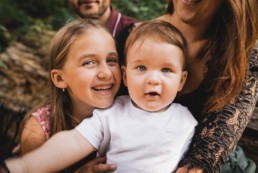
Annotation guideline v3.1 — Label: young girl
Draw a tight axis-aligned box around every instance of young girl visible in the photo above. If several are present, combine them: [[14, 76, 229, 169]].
[[17, 18, 121, 173], [4, 20, 198, 173]]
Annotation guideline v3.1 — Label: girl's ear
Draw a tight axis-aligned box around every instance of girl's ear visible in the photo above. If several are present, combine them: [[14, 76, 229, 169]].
[[121, 65, 128, 87], [178, 71, 188, 92], [51, 69, 67, 89]]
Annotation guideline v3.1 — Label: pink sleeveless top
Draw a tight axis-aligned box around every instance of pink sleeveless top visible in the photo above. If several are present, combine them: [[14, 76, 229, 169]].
[[31, 105, 51, 139]]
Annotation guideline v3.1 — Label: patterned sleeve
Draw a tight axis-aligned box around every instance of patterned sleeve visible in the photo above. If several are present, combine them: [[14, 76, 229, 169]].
[[31, 104, 51, 139], [178, 48, 258, 173]]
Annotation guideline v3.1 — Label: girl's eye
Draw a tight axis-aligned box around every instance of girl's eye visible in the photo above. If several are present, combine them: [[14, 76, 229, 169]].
[[107, 57, 118, 65], [162, 67, 172, 73], [136, 65, 147, 71], [82, 60, 95, 66]]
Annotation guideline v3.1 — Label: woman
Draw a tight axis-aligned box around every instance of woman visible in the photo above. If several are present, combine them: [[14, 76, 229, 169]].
[[87, 0, 258, 172], [156, 0, 258, 172]]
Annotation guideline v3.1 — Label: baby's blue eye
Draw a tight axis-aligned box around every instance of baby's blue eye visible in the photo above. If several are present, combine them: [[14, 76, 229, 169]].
[[136, 65, 147, 71], [162, 68, 172, 73]]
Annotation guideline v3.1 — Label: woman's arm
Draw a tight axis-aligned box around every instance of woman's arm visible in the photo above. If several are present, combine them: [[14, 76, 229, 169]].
[[175, 166, 203, 173], [6, 130, 96, 173], [178, 50, 258, 173], [20, 116, 47, 154]]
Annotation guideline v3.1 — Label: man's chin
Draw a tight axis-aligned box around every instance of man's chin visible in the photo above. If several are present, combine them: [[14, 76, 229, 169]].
[[80, 14, 100, 19], [73, 7, 97, 18]]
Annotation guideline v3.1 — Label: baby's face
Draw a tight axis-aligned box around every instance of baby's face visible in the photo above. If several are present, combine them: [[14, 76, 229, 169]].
[[122, 38, 187, 112]]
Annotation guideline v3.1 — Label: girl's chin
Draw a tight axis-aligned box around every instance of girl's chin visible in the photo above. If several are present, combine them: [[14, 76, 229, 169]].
[[97, 102, 113, 109]]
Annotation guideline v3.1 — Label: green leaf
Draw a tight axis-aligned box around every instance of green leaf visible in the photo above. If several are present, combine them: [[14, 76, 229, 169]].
[[0, 61, 7, 69]]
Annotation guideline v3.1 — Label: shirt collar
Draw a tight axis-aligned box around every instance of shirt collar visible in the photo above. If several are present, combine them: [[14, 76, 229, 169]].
[[106, 6, 120, 36]]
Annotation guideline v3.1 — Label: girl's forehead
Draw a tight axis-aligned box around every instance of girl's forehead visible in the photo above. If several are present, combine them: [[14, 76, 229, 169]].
[[72, 28, 114, 46], [66, 28, 116, 60], [79, 28, 110, 38]]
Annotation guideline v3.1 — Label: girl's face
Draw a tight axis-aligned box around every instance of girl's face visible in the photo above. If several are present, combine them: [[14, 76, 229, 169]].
[[60, 28, 121, 109], [172, 0, 224, 25]]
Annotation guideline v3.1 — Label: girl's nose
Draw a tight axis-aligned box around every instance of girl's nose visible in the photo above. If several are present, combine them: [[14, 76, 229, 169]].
[[97, 65, 112, 80]]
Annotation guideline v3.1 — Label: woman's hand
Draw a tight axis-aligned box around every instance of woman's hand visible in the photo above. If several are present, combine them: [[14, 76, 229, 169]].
[[175, 166, 203, 173], [75, 156, 117, 173]]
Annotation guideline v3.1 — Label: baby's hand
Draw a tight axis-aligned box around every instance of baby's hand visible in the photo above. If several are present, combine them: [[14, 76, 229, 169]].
[[75, 156, 117, 173]]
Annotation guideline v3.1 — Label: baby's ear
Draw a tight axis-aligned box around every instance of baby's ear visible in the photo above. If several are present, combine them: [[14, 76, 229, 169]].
[[121, 65, 128, 87], [178, 71, 188, 92], [51, 69, 67, 89]]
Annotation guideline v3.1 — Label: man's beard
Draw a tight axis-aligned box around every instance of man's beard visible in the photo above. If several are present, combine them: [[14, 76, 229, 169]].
[[73, 3, 107, 19]]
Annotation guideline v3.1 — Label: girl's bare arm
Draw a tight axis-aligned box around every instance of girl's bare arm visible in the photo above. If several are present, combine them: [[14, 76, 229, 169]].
[[6, 130, 95, 173]]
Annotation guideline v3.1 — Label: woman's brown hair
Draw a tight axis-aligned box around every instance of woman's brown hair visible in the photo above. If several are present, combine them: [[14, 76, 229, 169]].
[[166, 0, 258, 112]]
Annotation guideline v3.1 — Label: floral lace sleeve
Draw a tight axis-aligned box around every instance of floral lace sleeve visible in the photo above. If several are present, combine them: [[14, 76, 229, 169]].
[[179, 48, 258, 173], [31, 104, 51, 139]]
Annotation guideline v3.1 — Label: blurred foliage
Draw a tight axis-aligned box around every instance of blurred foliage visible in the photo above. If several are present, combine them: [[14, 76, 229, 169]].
[[0, 60, 7, 69], [113, 0, 167, 21], [0, 25, 12, 52], [0, 0, 167, 52], [0, 0, 76, 51]]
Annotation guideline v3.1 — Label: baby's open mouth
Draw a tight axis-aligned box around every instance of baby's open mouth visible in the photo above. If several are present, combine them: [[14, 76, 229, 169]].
[[146, 92, 159, 96]]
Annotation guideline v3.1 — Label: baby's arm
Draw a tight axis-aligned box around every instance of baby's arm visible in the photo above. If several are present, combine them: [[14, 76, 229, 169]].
[[6, 130, 95, 173]]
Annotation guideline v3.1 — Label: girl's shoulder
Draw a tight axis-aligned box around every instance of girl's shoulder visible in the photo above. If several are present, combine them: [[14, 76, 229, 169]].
[[20, 105, 51, 154], [31, 104, 51, 139]]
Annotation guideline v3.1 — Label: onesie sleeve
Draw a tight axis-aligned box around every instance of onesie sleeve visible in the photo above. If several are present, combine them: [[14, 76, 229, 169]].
[[75, 110, 107, 150], [178, 48, 258, 173]]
